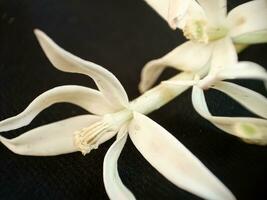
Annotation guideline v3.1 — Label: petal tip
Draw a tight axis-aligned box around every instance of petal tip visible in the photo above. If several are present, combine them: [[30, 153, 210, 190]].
[[0, 136, 16, 154], [34, 28, 45, 39], [138, 82, 147, 94]]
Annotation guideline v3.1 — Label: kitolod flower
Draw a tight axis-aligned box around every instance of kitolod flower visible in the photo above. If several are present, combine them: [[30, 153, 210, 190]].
[[140, 0, 267, 92], [164, 61, 267, 145], [0, 30, 236, 200]]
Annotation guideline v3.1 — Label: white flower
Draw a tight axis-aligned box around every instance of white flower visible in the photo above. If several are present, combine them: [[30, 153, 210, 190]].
[[0, 30, 236, 200], [140, 0, 267, 144], [164, 61, 267, 144], [140, 0, 267, 92]]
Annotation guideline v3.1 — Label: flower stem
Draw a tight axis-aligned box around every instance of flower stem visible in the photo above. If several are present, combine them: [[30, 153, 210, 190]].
[[129, 64, 210, 115], [130, 72, 193, 114]]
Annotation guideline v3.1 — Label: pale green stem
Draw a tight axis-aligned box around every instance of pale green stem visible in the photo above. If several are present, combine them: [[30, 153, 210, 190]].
[[130, 72, 194, 114]]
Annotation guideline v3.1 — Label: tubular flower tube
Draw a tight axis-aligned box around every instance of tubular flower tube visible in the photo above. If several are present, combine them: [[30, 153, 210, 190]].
[[140, 0, 267, 92], [0, 30, 236, 200], [164, 61, 267, 145]]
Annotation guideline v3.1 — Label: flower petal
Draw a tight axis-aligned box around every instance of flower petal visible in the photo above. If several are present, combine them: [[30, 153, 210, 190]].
[[34, 29, 129, 109], [209, 37, 237, 76], [192, 86, 267, 145], [0, 86, 116, 132], [168, 0, 191, 29], [103, 126, 135, 200], [129, 112, 236, 200], [139, 41, 212, 92], [228, 0, 267, 39], [217, 61, 267, 83], [213, 81, 267, 119], [163, 79, 197, 86], [143, 0, 190, 28], [0, 115, 100, 156], [197, 0, 227, 25], [177, 1, 207, 29], [143, 0, 170, 22], [232, 30, 267, 44]]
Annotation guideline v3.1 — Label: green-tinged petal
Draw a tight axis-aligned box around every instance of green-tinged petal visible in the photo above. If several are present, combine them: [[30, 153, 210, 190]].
[[139, 41, 212, 92], [103, 126, 135, 200], [129, 112, 236, 200], [228, 0, 267, 39], [233, 30, 267, 44], [213, 81, 267, 119], [192, 86, 267, 145], [0, 86, 116, 132], [34, 29, 129, 109], [197, 0, 227, 25], [0, 115, 100, 156]]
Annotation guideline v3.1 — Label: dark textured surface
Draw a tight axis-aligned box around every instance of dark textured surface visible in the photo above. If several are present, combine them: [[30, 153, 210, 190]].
[[0, 0, 266, 199]]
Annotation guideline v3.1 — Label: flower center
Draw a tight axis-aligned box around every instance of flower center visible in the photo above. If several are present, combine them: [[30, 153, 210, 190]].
[[74, 110, 132, 155], [183, 20, 228, 43]]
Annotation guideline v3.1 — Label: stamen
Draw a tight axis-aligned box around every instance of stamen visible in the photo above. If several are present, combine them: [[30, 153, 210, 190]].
[[74, 110, 133, 155], [74, 120, 115, 155]]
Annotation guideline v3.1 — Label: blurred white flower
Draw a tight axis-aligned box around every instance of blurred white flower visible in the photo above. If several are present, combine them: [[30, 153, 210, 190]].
[[0, 30, 236, 200], [140, 0, 267, 92]]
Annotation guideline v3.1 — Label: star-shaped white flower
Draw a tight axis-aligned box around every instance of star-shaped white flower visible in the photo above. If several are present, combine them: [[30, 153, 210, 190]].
[[140, 0, 267, 92], [164, 61, 267, 144], [139, 0, 267, 144], [0, 30, 236, 200]]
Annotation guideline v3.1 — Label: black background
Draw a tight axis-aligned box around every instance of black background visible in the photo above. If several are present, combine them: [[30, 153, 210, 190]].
[[0, 0, 267, 199]]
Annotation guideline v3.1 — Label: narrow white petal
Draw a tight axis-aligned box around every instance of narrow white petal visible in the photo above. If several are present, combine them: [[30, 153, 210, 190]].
[[232, 30, 267, 44], [163, 80, 197, 86], [197, 0, 227, 25], [228, 0, 267, 39], [192, 86, 267, 145], [209, 37, 237, 76], [217, 61, 267, 83], [139, 41, 211, 92], [103, 126, 135, 200], [213, 81, 267, 119], [0, 115, 100, 156], [129, 112, 236, 200], [34, 29, 129, 109], [0, 86, 116, 132]]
